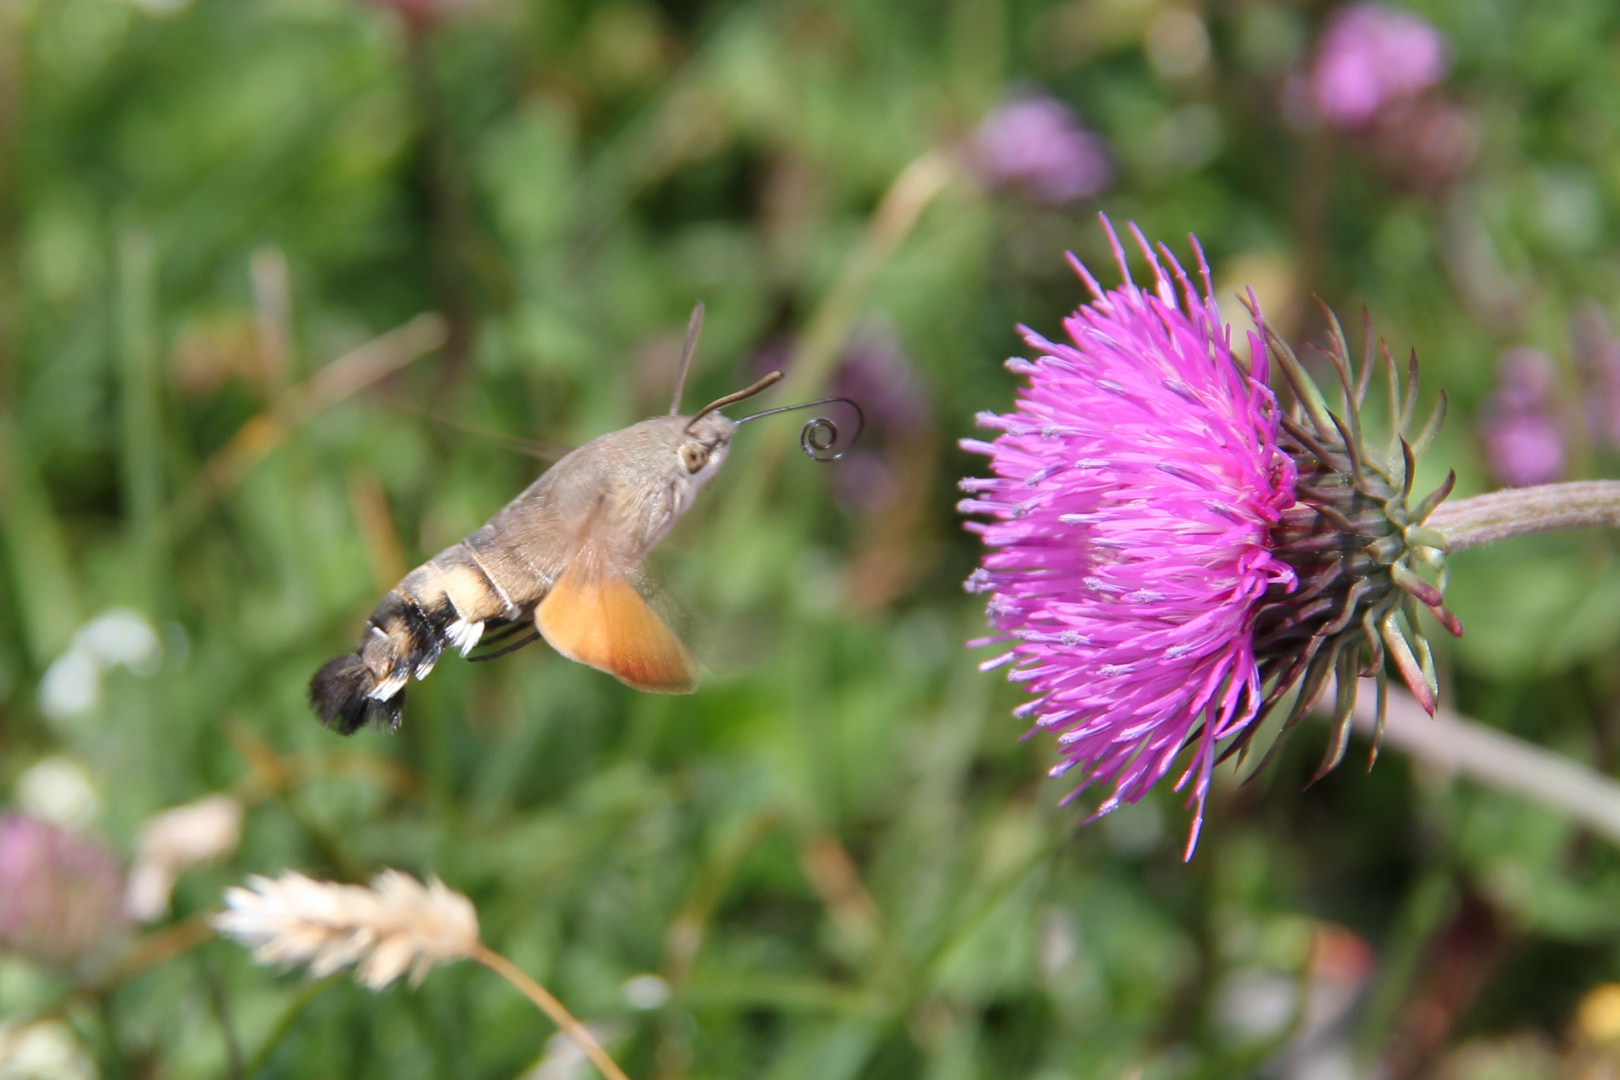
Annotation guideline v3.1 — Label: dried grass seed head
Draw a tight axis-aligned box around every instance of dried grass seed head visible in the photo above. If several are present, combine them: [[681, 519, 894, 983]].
[[213, 869, 479, 990]]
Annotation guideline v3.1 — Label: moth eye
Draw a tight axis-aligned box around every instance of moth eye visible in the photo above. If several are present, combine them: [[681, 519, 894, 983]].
[[680, 444, 708, 473]]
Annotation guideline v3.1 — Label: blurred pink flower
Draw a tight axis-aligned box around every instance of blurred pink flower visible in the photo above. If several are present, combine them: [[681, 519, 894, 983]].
[[361, 0, 477, 30], [958, 221, 1296, 854], [1483, 414, 1564, 488], [1480, 347, 1567, 488], [1483, 348, 1568, 488], [1312, 3, 1448, 129], [971, 95, 1113, 205], [0, 814, 131, 975]]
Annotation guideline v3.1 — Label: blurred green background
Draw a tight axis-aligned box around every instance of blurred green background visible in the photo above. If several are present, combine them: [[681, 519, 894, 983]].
[[6, 0, 1620, 1077]]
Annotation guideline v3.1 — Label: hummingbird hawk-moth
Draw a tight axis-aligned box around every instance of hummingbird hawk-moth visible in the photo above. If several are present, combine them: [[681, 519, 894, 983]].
[[309, 304, 859, 734]]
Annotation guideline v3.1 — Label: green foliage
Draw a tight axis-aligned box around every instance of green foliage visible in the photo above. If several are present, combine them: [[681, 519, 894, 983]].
[[4, 0, 1620, 1077]]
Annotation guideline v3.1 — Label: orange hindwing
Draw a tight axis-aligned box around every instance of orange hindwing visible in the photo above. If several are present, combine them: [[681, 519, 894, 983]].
[[535, 570, 698, 693]]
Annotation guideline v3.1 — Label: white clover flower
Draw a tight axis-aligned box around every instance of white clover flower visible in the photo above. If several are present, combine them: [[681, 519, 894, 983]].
[[37, 609, 163, 723], [76, 610, 161, 675], [36, 650, 101, 721], [620, 973, 670, 1010], [0, 1019, 97, 1080], [14, 758, 101, 831]]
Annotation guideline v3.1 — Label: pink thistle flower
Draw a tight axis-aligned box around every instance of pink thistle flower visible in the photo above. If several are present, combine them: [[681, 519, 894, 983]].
[[1311, 3, 1448, 130], [959, 222, 1296, 855], [962, 220, 1459, 855]]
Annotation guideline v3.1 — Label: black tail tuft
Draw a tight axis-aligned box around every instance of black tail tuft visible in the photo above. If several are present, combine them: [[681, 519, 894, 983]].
[[309, 654, 405, 735]]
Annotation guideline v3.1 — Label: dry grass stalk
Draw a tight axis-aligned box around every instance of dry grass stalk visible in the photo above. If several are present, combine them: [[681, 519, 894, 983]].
[[174, 312, 448, 530]]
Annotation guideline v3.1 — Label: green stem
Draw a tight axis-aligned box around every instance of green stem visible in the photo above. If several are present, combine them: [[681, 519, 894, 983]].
[[772, 149, 955, 413], [404, 28, 475, 388], [0, 414, 83, 661], [0, 0, 22, 406], [1352, 868, 1455, 1063], [118, 229, 163, 535], [1345, 678, 1620, 846], [703, 149, 954, 596], [1428, 481, 1620, 551], [117, 229, 166, 609]]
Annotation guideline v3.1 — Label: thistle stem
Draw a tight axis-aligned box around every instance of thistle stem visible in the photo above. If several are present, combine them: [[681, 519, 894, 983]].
[[472, 945, 632, 1080], [1337, 679, 1620, 847], [1428, 481, 1620, 551]]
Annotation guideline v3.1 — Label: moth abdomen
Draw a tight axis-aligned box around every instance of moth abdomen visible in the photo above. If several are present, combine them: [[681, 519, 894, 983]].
[[308, 589, 452, 736], [309, 540, 534, 734]]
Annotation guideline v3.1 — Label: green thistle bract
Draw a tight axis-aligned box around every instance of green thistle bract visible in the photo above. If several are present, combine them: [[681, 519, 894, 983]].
[[1240, 297, 1461, 780]]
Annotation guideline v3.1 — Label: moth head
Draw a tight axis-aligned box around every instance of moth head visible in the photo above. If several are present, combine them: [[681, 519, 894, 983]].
[[662, 302, 775, 483], [673, 411, 737, 484], [643, 302, 780, 498], [640, 369, 778, 499]]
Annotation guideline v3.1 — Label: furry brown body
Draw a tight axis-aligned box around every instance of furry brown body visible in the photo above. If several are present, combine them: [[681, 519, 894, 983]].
[[311, 412, 736, 734]]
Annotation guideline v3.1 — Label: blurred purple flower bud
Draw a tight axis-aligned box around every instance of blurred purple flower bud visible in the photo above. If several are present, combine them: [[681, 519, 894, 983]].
[[750, 335, 793, 383], [832, 337, 919, 507], [1483, 414, 1565, 489], [1311, 3, 1448, 129], [829, 321, 929, 438], [1493, 347, 1558, 411], [1367, 98, 1478, 189], [971, 95, 1113, 205], [1480, 348, 1567, 488], [0, 814, 131, 976]]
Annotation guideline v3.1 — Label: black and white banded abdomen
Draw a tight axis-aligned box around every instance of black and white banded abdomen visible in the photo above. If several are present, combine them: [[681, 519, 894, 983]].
[[309, 529, 548, 734]]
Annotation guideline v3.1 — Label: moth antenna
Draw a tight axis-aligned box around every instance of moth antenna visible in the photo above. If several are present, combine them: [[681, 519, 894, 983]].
[[670, 301, 705, 415], [687, 370, 784, 427]]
